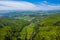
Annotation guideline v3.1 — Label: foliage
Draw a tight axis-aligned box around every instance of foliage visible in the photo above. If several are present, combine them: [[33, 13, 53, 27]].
[[0, 13, 60, 40]]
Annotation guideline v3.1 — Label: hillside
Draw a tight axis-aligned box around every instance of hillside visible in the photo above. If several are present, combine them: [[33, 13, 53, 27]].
[[0, 13, 60, 40]]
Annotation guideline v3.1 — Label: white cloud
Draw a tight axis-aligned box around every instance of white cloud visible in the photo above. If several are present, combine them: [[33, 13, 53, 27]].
[[0, 1, 60, 11], [0, 1, 38, 10], [37, 5, 60, 10]]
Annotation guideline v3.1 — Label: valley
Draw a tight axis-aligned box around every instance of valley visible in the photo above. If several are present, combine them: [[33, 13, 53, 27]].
[[0, 11, 60, 40]]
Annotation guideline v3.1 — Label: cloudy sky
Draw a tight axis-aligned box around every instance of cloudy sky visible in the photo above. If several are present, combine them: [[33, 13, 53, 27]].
[[0, 0, 60, 10]]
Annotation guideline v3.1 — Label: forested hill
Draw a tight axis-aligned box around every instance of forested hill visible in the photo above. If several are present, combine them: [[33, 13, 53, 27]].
[[0, 13, 60, 40]]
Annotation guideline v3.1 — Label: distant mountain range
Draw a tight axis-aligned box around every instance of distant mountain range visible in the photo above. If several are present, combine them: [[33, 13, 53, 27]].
[[0, 10, 60, 13], [0, 10, 60, 17]]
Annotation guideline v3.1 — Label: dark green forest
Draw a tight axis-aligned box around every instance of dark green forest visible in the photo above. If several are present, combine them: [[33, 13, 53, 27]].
[[0, 12, 60, 40]]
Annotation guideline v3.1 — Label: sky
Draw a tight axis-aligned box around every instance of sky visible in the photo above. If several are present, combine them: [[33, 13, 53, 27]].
[[0, 0, 60, 10]]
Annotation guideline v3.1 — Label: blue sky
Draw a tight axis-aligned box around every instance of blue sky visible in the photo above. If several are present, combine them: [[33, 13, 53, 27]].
[[0, 0, 60, 4], [17, 0, 60, 4], [0, 0, 60, 10]]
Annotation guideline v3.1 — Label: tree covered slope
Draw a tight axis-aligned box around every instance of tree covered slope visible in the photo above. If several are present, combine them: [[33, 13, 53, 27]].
[[0, 13, 60, 40]]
